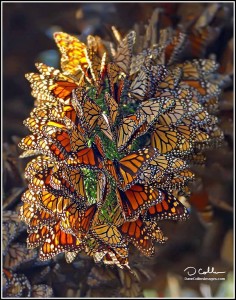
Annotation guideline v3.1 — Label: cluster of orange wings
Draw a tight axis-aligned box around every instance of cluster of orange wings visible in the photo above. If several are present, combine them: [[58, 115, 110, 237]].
[[19, 16, 224, 269]]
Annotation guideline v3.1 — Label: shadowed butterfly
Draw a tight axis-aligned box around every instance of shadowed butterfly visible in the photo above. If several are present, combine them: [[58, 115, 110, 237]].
[[113, 31, 136, 75], [4, 243, 37, 271], [3, 270, 31, 298], [31, 284, 53, 298]]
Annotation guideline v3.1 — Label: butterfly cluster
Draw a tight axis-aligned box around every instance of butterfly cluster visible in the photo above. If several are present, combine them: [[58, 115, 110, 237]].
[[18, 14, 224, 270], [2, 210, 54, 297]]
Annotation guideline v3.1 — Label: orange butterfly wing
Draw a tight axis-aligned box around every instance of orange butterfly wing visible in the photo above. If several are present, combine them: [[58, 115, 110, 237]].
[[116, 184, 163, 221]]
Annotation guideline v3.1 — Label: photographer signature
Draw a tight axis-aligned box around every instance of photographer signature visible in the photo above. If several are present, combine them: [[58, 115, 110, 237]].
[[184, 266, 226, 276]]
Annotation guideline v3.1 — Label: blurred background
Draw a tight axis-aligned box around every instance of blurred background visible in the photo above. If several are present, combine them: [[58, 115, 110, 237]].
[[3, 2, 234, 298]]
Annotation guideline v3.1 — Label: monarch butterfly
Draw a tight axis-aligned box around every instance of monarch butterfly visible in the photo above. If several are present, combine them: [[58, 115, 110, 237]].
[[177, 90, 207, 118], [119, 217, 165, 256], [170, 157, 188, 172], [164, 31, 187, 65], [201, 96, 219, 113], [81, 95, 102, 132], [19, 202, 57, 231], [28, 164, 82, 202], [61, 118, 88, 152], [91, 243, 129, 269], [4, 242, 37, 271], [61, 203, 97, 238], [25, 70, 79, 107], [198, 59, 219, 76], [141, 156, 191, 188], [130, 52, 146, 76], [178, 62, 220, 103], [116, 184, 163, 221], [97, 114, 113, 141], [107, 62, 125, 103], [157, 66, 182, 90], [73, 89, 113, 140], [150, 124, 178, 154], [49, 166, 77, 195], [25, 72, 57, 103], [138, 155, 173, 185], [105, 147, 157, 190], [62, 105, 85, 133], [97, 172, 110, 207], [23, 115, 49, 134], [27, 166, 54, 193], [85, 48, 106, 87], [90, 223, 126, 248], [104, 92, 118, 126], [27, 225, 50, 249], [130, 47, 160, 75], [31, 284, 53, 298], [41, 122, 105, 170], [39, 221, 84, 260], [155, 168, 195, 189], [151, 123, 194, 155], [119, 217, 154, 256], [37, 190, 73, 215], [54, 32, 88, 77], [36, 62, 80, 98], [158, 99, 186, 126], [116, 113, 146, 151], [181, 79, 207, 96], [30, 103, 64, 124], [113, 31, 136, 74], [99, 248, 129, 269], [86, 34, 107, 58], [3, 270, 31, 298], [137, 96, 176, 128], [31, 90, 56, 106], [30, 209, 57, 231], [193, 128, 209, 143], [19, 202, 37, 224], [28, 102, 84, 135], [108, 204, 126, 228], [204, 82, 221, 99], [18, 134, 39, 151], [177, 60, 201, 80], [144, 190, 189, 221], [66, 140, 105, 170], [128, 68, 149, 101], [19, 133, 68, 162], [62, 168, 86, 199], [21, 189, 38, 205], [148, 64, 168, 90]]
